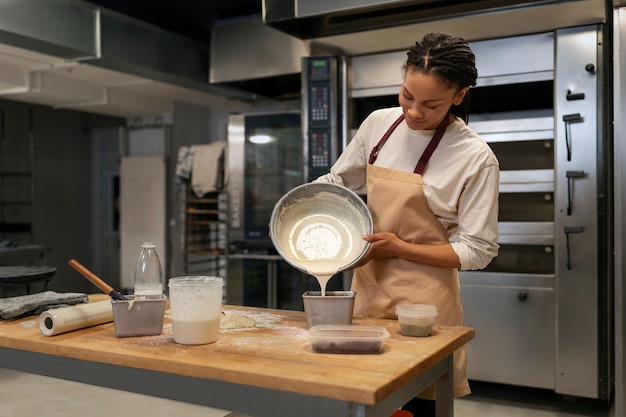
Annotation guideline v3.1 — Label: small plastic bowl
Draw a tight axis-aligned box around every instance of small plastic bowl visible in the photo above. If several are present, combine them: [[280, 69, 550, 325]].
[[395, 304, 438, 337]]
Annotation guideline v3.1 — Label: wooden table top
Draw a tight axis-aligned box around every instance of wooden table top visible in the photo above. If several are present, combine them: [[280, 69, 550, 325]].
[[0, 296, 474, 406]]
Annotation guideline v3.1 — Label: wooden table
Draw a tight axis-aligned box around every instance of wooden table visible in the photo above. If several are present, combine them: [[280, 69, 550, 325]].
[[0, 300, 474, 417]]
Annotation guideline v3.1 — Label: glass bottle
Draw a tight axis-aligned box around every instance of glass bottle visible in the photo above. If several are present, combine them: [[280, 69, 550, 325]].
[[133, 242, 164, 298]]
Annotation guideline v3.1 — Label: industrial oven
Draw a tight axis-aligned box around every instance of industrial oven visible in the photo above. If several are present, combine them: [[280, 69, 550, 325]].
[[226, 111, 309, 310], [346, 27, 611, 400], [226, 56, 349, 310]]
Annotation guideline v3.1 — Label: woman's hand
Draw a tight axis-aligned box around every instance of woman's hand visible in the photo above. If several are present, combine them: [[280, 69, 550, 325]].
[[350, 232, 462, 270], [351, 232, 404, 268]]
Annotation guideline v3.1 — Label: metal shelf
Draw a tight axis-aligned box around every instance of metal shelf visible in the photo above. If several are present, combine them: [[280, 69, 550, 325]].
[[470, 116, 554, 142], [497, 221, 554, 245], [499, 169, 554, 193], [182, 183, 227, 276]]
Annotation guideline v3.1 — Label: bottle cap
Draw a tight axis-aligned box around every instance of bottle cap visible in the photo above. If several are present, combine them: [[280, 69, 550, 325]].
[[142, 242, 156, 248]]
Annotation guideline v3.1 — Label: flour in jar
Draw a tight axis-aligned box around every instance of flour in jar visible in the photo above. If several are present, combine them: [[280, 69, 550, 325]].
[[171, 317, 220, 345]]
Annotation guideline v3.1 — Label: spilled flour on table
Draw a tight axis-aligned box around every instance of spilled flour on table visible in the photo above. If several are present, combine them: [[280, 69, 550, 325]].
[[220, 313, 256, 330], [219, 310, 294, 332], [118, 309, 309, 351], [217, 310, 309, 352]]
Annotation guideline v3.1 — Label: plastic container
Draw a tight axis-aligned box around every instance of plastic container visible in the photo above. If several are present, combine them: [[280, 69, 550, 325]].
[[302, 290, 355, 329], [168, 276, 224, 345], [111, 295, 166, 337], [308, 324, 390, 354], [395, 304, 438, 337], [134, 242, 164, 298]]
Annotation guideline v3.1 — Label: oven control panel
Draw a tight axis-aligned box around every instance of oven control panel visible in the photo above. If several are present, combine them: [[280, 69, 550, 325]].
[[304, 57, 338, 181]]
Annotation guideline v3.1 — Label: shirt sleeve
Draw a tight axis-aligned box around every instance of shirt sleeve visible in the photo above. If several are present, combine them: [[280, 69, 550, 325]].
[[315, 118, 371, 191], [449, 163, 500, 270]]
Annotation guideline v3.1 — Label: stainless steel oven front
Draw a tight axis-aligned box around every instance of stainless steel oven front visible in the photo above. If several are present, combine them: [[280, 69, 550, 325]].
[[346, 27, 610, 399]]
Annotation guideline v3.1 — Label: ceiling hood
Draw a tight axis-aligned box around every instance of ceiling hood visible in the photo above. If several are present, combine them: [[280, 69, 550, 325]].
[[263, 0, 587, 39], [210, 15, 310, 101], [263, 0, 606, 55], [0, 0, 257, 118]]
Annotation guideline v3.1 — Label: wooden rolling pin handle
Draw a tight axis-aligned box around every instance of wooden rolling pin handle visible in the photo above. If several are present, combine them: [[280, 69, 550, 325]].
[[68, 259, 114, 294]]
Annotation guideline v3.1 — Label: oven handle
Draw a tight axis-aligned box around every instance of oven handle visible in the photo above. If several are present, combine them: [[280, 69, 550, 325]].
[[562, 113, 583, 161], [566, 170, 586, 215], [564, 226, 584, 270], [566, 89, 585, 101]]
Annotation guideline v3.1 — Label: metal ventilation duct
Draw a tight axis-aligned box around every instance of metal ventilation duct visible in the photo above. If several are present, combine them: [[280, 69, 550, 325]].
[[0, 0, 256, 117], [262, 0, 572, 39], [262, 0, 605, 58], [209, 15, 310, 100]]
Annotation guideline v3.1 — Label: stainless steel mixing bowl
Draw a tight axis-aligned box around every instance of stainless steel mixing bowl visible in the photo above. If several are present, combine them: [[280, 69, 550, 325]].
[[269, 182, 373, 273]]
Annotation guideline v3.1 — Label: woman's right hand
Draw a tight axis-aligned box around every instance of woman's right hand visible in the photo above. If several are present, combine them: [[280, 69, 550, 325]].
[[350, 232, 404, 268]]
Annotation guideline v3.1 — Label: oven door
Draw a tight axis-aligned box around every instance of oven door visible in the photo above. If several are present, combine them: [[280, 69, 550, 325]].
[[227, 112, 303, 245]]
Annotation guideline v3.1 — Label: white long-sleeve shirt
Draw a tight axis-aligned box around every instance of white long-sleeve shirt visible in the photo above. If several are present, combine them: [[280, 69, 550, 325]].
[[316, 107, 500, 270]]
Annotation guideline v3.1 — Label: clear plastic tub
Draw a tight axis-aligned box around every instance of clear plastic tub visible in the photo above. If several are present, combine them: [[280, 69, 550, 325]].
[[395, 304, 438, 337], [308, 324, 389, 354]]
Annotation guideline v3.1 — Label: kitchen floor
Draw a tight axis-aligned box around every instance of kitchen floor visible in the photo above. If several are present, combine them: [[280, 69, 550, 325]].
[[0, 369, 614, 417]]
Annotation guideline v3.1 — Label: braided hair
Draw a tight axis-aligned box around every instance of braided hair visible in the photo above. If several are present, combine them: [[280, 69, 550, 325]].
[[405, 33, 478, 123]]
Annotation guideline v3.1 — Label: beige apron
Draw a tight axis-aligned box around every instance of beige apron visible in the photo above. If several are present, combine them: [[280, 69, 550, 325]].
[[352, 114, 470, 399]]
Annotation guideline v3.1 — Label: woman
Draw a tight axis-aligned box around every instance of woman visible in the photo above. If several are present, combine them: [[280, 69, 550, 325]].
[[316, 33, 499, 416]]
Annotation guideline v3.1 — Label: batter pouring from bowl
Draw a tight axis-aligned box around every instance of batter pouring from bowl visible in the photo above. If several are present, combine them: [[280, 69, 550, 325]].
[[315, 32, 500, 416], [271, 186, 372, 295]]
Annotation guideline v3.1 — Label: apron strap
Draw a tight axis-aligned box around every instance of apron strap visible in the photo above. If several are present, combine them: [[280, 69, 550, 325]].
[[368, 115, 405, 164], [368, 113, 452, 175], [414, 115, 451, 174]]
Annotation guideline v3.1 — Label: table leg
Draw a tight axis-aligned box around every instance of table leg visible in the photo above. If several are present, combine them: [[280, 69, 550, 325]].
[[435, 355, 454, 417], [267, 260, 277, 309]]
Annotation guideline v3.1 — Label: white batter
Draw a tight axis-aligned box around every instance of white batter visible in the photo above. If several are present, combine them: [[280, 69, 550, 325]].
[[295, 259, 346, 296]]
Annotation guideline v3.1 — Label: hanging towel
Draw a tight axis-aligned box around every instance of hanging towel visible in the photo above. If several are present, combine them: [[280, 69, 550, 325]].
[[191, 141, 227, 197], [176, 146, 194, 180], [175, 146, 195, 191]]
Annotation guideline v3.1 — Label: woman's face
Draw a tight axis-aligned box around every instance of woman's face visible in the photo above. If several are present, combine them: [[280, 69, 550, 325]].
[[398, 70, 469, 130]]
